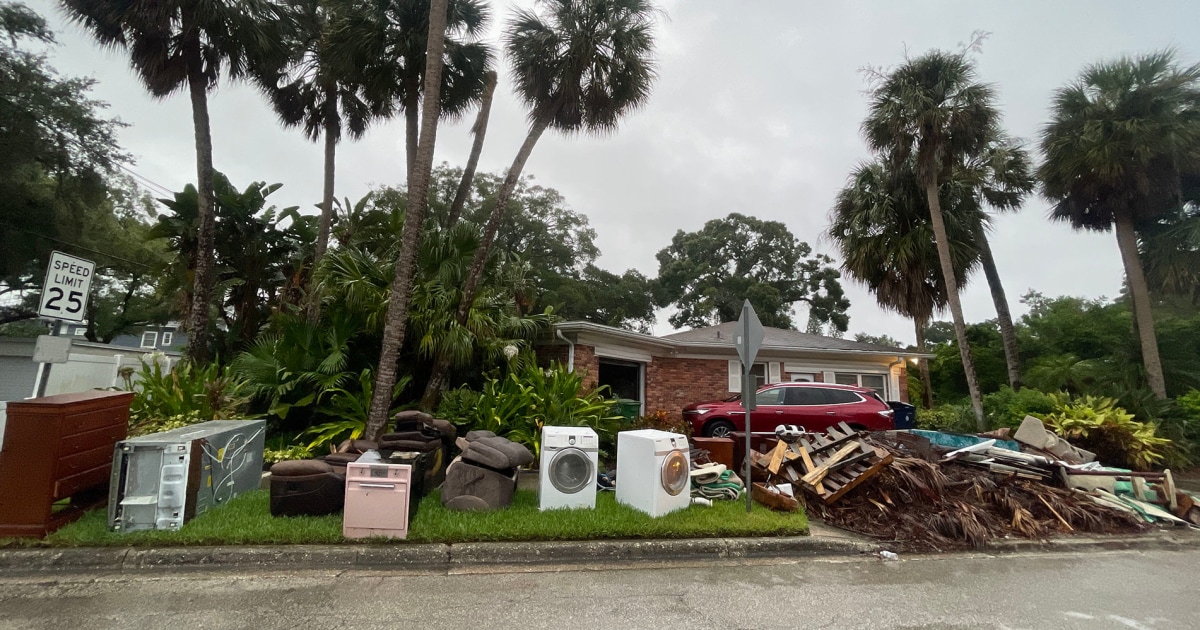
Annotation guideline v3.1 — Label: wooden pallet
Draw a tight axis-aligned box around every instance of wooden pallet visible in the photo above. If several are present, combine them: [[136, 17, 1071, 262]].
[[791, 423, 893, 505]]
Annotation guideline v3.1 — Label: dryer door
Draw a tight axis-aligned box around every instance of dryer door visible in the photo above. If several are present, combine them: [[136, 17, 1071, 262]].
[[548, 448, 594, 494], [660, 450, 689, 496]]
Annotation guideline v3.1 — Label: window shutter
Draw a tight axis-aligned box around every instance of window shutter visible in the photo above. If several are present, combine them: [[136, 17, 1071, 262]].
[[728, 359, 740, 392], [821, 371, 836, 384], [768, 362, 781, 384]]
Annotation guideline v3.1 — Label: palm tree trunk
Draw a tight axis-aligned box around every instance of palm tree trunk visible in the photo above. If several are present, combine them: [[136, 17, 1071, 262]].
[[975, 228, 1021, 390], [446, 70, 497, 227], [455, 117, 551, 325], [404, 86, 419, 185], [915, 316, 933, 408], [307, 88, 339, 322], [417, 116, 551, 411], [1114, 207, 1167, 399], [420, 361, 450, 410], [925, 180, 985, 430], [314, 87, 339, 269], [184, 57, 216, 365], [365, 0, 450, 441]]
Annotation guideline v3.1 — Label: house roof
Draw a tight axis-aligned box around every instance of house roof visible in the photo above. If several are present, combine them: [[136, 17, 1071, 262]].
[[661, 321, 914, 354], [553, 320, 931, 358]]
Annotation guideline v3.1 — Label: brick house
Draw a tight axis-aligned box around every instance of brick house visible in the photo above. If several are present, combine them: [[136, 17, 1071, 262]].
[[540, 320, 923, 418]]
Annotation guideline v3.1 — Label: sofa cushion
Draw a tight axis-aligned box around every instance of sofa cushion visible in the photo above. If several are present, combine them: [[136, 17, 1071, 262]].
[[271, 459, 333, 476], [393, 410, 434, 426], [461, 436, 533, 469]]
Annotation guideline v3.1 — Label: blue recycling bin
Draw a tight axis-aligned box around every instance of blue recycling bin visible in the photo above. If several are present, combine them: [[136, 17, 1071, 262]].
[[888, 400, 916, 430]]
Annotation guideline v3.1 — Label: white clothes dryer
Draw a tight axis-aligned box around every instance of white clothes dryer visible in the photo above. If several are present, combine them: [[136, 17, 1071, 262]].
[[615, 429, 691, 517], [539, 426, 599, 510]]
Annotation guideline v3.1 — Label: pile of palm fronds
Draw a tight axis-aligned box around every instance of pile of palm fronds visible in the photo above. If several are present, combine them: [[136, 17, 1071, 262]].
[[800, 445, 1150, 551]]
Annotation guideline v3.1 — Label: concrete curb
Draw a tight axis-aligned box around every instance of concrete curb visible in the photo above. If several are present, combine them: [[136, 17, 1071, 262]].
[[0, 536, 877, 573], [2, 530, 1195, 573], [982, 529, 1200, 555]]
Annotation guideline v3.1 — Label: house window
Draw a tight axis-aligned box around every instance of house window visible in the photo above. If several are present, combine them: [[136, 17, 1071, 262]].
[[789, 372, 816, 382], [834, 372, 888, 399], [749, 363, 767, 389], [728, 361, 781, 392], [161, 332, 174, 347], [140, 331, 158, 348]]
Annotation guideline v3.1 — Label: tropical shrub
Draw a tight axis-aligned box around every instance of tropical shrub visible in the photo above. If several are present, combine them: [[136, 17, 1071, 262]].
[[982, 386, 1057, 430], [126, 358, 251, 435], [437, 363, 620, 460], [915, 402, 977, 434], [1154, 389, 1200, 466], [1040, 394, 1172, 471], [630, 409, 691, 437], [299, 370, 412, 452]]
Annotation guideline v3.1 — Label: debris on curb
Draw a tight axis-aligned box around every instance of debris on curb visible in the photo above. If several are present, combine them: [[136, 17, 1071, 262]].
[[743, 420, 1199, 552]]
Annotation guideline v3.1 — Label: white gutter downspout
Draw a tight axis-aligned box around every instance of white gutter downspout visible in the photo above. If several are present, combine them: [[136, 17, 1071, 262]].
[[556, 329, 575, 373], [887, 357, 906, 401]]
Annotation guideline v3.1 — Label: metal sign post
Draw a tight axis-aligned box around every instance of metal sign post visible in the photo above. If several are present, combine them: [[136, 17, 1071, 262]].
[[31, 251, 95, 399], [734, 300, 764, 513]]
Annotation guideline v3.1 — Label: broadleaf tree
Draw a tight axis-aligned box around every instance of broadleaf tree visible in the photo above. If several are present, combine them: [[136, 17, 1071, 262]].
[[656, 213, 849, 331], [0, 1, 127, 308]]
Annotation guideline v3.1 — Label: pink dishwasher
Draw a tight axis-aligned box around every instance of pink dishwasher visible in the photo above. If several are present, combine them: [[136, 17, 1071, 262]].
[[343, 451, 412, 539]]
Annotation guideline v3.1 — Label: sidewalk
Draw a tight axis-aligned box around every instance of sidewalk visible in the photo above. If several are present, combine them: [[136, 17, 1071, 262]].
[[0, 523, 1195, 574]]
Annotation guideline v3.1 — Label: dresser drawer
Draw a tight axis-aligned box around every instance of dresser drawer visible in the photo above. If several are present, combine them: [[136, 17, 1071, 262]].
[[59, 424, 128, 457], [54, 465, 110, 500], [55, 444, 115, 480], [60, 407, 127, 437]]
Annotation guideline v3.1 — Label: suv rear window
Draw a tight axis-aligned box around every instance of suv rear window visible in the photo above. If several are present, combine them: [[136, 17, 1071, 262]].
[[785, 387, 827, 406], [821, 389, 863, 405]]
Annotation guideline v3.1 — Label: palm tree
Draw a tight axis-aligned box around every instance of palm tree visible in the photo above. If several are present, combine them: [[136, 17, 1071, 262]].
[[419, 0, 658, 409], [1039, 50, 1200, 400], [863, 50, 999, 430], [953, 135, 1035, 390], [258, 0, 393, 275], [446, 70, 498, 227], [829, 158, 980, 408], [364, 0, 451, 441], [357, 0, 492, 183], [60, 0, 282, 364]]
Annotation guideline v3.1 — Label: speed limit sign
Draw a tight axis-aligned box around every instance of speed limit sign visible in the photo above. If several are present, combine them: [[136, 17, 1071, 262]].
[[38, 251, 95, 322]]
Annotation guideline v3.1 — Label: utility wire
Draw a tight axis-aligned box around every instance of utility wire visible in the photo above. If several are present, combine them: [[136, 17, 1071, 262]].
[[0, 221, 156, 270]]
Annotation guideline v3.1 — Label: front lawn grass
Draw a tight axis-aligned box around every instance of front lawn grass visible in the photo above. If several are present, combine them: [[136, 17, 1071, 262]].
[[3, 488, 807, 548]]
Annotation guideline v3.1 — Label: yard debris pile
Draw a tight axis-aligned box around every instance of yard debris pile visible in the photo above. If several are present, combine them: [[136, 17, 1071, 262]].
[[749, 417, 1199, 552]]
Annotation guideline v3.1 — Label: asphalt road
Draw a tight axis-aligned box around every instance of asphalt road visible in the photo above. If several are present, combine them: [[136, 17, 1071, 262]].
[[0, 549, 1194, 629]]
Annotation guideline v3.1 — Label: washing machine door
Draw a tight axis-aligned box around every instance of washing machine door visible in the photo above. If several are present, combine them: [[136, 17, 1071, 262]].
[[548, 448, 594, 494], [660, 450, 689, 496]]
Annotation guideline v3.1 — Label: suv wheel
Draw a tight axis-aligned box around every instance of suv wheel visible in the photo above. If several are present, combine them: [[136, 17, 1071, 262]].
[[704, 419, 735, 438]]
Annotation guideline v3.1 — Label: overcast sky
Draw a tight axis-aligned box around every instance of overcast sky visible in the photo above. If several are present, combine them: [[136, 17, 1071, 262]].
[[26, 0, 1200, 342]]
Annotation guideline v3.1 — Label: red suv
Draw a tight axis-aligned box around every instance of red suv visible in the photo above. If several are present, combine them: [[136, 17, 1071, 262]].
[[683, 382, 895, 437]]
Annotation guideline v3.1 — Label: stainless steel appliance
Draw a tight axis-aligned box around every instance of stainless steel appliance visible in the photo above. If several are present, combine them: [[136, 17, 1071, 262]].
[[108, 420, 265, 532]]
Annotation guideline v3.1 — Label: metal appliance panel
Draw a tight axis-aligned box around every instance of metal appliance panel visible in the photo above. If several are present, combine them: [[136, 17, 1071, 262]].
[[108, 420, 265, 532]]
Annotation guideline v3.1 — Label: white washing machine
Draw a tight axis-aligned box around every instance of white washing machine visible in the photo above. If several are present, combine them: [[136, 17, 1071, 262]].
[[539, 426, 599, 511], [616, 429, 691, 517]]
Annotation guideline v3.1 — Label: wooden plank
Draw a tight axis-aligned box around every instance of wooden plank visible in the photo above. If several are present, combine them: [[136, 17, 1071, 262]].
[[802, 443, 860, 485], [795, 443, 825, 494], [767, 441, 788, 474], [823, 454, 894, 504]]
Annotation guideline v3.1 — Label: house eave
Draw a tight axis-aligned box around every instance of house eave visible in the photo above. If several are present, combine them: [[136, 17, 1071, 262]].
[[552, 321, 935, 359]]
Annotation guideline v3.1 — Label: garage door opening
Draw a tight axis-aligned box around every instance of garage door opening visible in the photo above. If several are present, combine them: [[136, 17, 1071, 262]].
[[598, 359, 643, 418]]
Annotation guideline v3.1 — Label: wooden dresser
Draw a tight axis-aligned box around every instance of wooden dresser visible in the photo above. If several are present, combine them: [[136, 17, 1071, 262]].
[[0, 390, 132, 537]]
